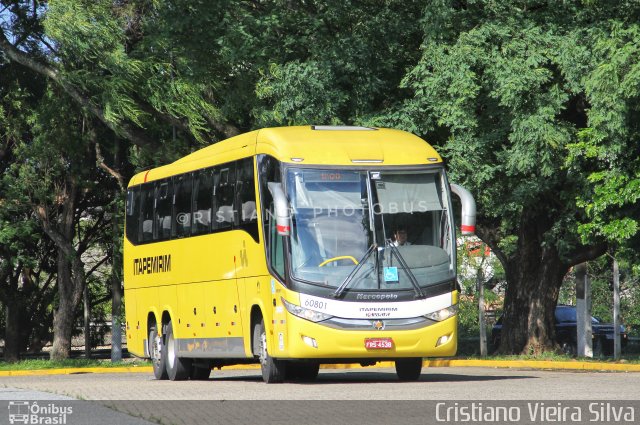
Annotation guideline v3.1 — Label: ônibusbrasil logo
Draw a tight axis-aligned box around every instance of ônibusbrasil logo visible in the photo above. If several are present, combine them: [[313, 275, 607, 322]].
[[7, 401, 72, 425]]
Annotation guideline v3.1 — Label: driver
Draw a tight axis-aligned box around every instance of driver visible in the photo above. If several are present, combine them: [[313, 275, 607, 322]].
[[391, 226, 411, 247]]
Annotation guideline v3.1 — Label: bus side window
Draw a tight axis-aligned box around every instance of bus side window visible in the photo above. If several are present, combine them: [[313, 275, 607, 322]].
[[192, 168, 213, 235], [155, 179, 173, 241], [140, 183, 154, 243], [213, 163, 235, 231], [125, 187, 140, 244], [237, 157, 259, 242], [173, 174, 193, 238]]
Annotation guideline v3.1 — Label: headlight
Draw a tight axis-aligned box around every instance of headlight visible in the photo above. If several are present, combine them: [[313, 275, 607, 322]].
[[424, 304, 458, 322], [282, 298, 333, 323]]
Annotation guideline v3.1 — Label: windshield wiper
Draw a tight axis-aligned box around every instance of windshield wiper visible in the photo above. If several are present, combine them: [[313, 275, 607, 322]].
[[333, 243, 377, 298], [386, 241, 425, 299]]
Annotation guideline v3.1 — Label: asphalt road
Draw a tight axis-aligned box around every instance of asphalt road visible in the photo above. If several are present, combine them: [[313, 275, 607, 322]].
[[2, 366, 639, 425]]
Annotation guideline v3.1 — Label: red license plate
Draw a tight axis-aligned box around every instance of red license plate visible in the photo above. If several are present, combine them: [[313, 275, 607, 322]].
[[365, 338, 393, 349]]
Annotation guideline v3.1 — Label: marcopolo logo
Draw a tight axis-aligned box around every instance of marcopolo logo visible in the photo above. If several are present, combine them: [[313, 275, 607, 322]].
[[7, 401, 73, 425]]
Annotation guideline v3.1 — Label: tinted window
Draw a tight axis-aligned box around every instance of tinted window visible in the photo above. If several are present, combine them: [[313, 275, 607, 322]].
[[213, 163, 235, 231], [125, 187, 140, 244], [192, 169, 213, 235], [237, 158, 259, 241], [174, 174, 193, 237], [140, 183, 155, 243], [155, 180, 173, 241]]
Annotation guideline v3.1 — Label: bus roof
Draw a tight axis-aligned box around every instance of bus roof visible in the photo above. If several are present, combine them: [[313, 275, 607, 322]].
[[128, 126, 442, 186]]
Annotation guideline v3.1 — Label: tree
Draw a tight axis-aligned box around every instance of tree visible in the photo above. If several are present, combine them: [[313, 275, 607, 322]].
[[0, 47, 58, 361], [3, 0, 639, 357], [390, 1, 640, 353], [4, 86, 118, 360]]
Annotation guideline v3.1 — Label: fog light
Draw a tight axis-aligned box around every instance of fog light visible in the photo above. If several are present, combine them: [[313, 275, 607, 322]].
[[436, 334, 451, 347], [302, 335, 318, 349]]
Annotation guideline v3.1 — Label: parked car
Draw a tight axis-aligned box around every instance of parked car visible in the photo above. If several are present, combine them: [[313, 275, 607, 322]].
[[491, 305, 628, 356]]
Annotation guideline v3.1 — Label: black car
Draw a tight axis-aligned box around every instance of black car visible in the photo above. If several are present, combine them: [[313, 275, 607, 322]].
[[491, 305, 627, 356]]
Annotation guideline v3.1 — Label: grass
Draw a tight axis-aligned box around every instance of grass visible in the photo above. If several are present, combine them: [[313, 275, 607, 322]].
[[0, 358, 151, 371], [458, 353, 640, 364]]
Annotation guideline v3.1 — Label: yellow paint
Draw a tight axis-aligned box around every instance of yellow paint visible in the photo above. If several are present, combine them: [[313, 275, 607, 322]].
[[3, 359, 640, 377]]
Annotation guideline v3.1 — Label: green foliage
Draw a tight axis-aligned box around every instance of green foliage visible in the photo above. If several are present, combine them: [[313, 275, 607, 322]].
[[383, 0, 640, 282], [3, 0, 640, 356]]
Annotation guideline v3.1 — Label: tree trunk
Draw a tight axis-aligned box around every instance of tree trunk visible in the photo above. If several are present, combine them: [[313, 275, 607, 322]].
[[4, 299, 21, 362], [50, 250, 75, 361], [495, 209, 569, 355], [41, 178, 87, 361], [490, 203, 609, 355], [50, 299, 76, 361], [500, 250, 567, 354]]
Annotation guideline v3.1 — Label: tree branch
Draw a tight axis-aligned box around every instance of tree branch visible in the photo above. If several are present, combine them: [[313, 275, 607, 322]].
[[476, 222, 509, 267], [567, 243, 608, 268], [95, 142, 125, 190], [0, 26, 154, 148], [86, 255, 109, 278]]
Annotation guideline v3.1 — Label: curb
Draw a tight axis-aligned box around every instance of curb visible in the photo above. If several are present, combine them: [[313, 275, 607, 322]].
[[1, 359, 639, 377]]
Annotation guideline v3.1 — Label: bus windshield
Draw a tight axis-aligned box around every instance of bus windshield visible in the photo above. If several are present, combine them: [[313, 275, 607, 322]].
[[286, 168, 454, 291]]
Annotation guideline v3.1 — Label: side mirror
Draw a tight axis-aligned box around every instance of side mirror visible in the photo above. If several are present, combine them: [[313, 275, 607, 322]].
[[450, 183, 476, 235], [267, 182, 291, 236]]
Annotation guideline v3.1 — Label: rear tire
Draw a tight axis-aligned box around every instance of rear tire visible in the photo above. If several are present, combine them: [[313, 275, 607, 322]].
[[164, 321, 192, 381], [395, 358, 423, 381], [191, 365, 212, 380], [286, 362, 320, 381], [256, 320, 285, 383], [149, 327, 168, 380]]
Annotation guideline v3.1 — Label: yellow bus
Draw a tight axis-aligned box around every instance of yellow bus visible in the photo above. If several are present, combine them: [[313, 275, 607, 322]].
[[124, 126, 475, 383]]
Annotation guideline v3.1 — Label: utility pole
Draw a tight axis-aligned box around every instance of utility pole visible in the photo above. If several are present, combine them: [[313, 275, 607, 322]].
[[575, 263, 592, 358], [84, 286, 91, 359], [613, 258, 621, 360], [111, 139, 123, 362], [477, 258, 487, 357]]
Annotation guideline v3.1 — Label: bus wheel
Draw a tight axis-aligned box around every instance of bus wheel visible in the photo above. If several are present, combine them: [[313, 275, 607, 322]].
[[395, 358, 423, 381], [257, 320, 285, 383], [286, 362, 320, 381], [163, 321, 192, 381], [149, 327, 168, 380], [191, 365, 211, 380]]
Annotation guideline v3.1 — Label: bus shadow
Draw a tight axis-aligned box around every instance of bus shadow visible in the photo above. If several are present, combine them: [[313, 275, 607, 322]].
[[212, 371, 538, 384]]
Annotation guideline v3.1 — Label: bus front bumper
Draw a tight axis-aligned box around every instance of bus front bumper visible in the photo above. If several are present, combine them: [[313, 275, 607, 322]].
[[274, 314, 458, 360]]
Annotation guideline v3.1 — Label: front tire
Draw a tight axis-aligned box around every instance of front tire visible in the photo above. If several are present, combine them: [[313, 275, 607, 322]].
[[256, 320, 285, 383], [395, 358, 423, 381], [163, 321, 192, 381], [149, 327, 168, 380]]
